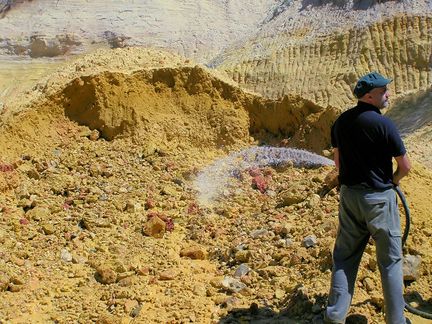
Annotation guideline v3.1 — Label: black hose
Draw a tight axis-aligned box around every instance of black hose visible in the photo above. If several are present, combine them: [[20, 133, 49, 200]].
[[393, 185, 432, 319]]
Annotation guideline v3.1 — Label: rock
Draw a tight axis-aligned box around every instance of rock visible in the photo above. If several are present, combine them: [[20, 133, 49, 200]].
[[118, 277, 133, 287], [136, 266, 150, 276], [0, 274, 9, 291], [234, 263, 251, 278], [235, 250, 251, 263], [250, 229, 268, 239], [193, 284, 207, 297], [367, 257, 377, 272], [89, 163, 102, 177], [274, 288, 285, 299], [403, 254, 422, 281], [19, 218, 29, 225], [89, 129, 100, 141], [142, 216, 166, 238], [159, 269, 177, 280], [180, 246, 207, 260], [96, 315, 121, 324], [362, 277, 375, 292], [221, 276, 247, 293], [10, 276, 25, 285], [130, 303, 142, 318], [370, 293, 384, 309], [125, 200, 141, 213], [251, 175, 268, 193], [303, 235, 317, 248], [144, 198, 155, 209], [307, 194, 321, 208], [60, 248, 73, 262], [210, 277, 224, 289], [8, 283, 22, 292], [161, 185, 178, 196], [95, 266, 117, 284], [124, 299, 139, 315], [41, 223, 55, 235], [11, 255, 25, 266], [27, 168, 40, 180], [26, 206, 50, 221], [277, 189, 305, 207], [276, 238, 293, 248]]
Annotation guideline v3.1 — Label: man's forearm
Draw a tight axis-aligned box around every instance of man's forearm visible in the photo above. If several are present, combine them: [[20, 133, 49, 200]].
[[393, 167, 408, 185], [393, 154, 411, 185]]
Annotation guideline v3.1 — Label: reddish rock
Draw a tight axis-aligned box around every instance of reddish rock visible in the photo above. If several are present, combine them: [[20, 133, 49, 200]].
[[180, 246, 207, 260], [145, 198, 155, 209], [147, 212, 174, 232], [252, 175, 268, 193], [95, 266, 117, 284], [248, 168, 262, 177], [142, 215, 166, 238], [159, 269, 177, 280]]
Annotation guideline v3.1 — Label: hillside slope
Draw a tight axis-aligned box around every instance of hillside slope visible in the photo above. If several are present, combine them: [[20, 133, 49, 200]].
[[0, 48, 431, 323]]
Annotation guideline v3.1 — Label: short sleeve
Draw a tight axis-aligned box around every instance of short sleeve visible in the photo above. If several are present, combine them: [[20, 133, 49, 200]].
[[385, 118, 406, 157]]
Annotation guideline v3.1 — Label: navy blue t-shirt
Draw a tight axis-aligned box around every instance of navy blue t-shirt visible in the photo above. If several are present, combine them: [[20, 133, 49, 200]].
[[331, 101, 406, 189]]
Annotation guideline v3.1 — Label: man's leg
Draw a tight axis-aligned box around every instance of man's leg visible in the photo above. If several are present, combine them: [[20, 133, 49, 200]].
[[326, 187, 369, 323], [367, 190, 406, 324]]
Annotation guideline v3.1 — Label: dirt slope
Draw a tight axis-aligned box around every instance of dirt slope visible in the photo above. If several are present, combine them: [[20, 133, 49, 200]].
[[0, 48, 431, 324]]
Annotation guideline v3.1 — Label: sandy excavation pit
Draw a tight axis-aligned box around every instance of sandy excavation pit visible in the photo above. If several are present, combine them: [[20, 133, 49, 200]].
[[0, 47, 431, 324]]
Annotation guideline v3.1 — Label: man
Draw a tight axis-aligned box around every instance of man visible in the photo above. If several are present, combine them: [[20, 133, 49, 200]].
[[324, 72, 411, 323]]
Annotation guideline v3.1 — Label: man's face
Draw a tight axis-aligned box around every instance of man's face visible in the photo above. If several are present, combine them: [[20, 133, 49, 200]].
[[366, 86, 390, 109]]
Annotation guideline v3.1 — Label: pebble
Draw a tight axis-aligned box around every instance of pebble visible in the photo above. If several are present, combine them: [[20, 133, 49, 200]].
[[95, 266, 117, 284], [303, 235, 318, 248], [193, 284, 207, 297], [142, 216, 166, 238], [60, 248, 73, 262], [234, 263, 251, 278], [221, 276, 247, 293], [26, 207, 50, 221], [0, 274, 10, 291], [235, 250, 251, 263], [11, 255, 25, 266], [42, 223, 55, 235], [403, 254, 422, 281], [362, 277, 375, 292], [250, 229, 268, 239], [274, 288, 285, 299], [180, 246, 207, 260], [159, 269, 177, 280]]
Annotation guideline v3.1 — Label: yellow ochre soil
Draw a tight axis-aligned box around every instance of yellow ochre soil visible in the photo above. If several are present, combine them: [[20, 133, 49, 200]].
[[0, 48, 431, 324]]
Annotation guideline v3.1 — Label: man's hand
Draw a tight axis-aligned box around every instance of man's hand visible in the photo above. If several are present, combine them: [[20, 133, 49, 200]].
[[319, 168, 339, 197]]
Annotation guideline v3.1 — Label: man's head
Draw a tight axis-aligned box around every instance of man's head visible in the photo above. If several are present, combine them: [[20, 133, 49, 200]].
[[353, 72, 392, 109]]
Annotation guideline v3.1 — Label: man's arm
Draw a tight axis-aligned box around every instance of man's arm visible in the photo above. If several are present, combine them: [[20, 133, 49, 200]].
[[333, 148, 340, 170], [393, 154, 411, 185]]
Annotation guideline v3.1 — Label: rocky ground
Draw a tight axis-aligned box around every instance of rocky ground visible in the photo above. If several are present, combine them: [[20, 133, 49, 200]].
[[0, 48, 431, 324]]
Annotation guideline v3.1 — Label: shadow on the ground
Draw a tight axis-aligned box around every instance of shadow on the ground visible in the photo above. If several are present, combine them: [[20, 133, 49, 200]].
[[404, 291, 432, 318], [218, 289, 368, 323]]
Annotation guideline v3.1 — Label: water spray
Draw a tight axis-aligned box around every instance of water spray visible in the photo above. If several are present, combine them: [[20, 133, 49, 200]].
[[194, 146, 334, 205]]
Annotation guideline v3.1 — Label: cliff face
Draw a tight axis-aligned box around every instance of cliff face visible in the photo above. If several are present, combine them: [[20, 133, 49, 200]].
[[218, 15, 432, 108], [0, 0, 275, 61]]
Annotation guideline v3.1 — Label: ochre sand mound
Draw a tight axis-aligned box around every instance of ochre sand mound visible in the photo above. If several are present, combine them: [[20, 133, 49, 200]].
[[0, 48, 431, 323]]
